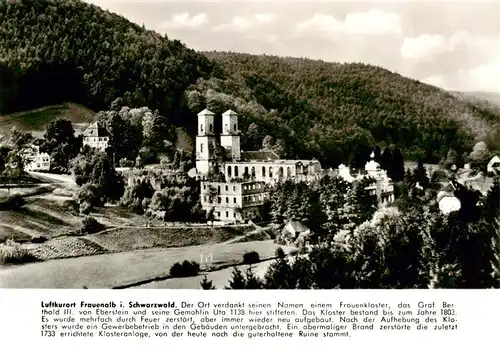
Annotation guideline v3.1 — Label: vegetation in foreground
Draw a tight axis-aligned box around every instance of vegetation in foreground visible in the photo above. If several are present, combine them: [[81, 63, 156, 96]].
[[0, 239, 39, 265]]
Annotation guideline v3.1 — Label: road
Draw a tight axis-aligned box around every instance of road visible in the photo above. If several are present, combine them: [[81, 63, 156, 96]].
[[0, 240, 292, 289]]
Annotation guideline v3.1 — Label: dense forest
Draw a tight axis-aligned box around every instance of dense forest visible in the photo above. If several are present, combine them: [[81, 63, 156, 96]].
[[199, 52, 500, 165], [1, 0, 499, 167]]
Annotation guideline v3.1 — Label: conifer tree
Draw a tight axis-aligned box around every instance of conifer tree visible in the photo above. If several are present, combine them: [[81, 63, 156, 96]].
[[225, 267, 246, 289], [200, 275, 216, 290]]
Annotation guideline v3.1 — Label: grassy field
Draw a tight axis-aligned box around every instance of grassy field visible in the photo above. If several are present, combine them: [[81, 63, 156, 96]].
[[24, 224, 256, 261], [0, 240, 289, 288], [0, 102, 95, 139]]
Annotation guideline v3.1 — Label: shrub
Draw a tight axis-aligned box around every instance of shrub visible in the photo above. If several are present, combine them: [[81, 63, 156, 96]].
[[62, 199, 79, 214], [80, 217, 105, 235], [170, 260, 201, 278], [0, 239, 39, 264], [31, 236, 48, 244], [243, 251, 260, 264], [0, 194, 25, 211]]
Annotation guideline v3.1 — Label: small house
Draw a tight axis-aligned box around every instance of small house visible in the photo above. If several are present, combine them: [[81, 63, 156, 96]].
[[283, 220, 310, 239], [487, 156, 500, 175]]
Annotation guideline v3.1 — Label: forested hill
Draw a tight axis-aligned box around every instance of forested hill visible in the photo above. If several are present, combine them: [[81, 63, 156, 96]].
[[1, 1, 499, 168], [0, 0, 216, 123], [198, 51, 500, 165]]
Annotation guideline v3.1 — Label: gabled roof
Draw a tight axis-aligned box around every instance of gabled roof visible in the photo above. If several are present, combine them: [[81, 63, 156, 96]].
[[222, 109, 238, 116], [285, 220, 310, 233], [198, 108, 214, 116], [83, 122, 110, 137], [241, 150, 280, 161]]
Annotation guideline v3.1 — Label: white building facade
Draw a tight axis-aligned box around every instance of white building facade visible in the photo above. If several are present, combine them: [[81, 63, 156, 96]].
[[82, 122, 111, 152], [196, 109, 323, 222]]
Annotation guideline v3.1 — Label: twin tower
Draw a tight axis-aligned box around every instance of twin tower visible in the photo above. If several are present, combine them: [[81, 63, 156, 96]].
[[196, 109, 241, 174]]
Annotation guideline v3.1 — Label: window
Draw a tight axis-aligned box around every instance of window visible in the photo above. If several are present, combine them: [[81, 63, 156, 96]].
[[269, 167, 273, 178], [209, 124, 213, 132], [287, 167, 291, 176], [279, 167, 284, 177], [235, 166, 239, 177], [225, 185, 228, 191], [233, 213, 236, 218], [262, 166, 266, 177], [204, 196, 207, 202], [217, 212, 220, 217], [200, 124, 204, 133], [200, 143, 204, 153], [233, 186, 236, 192], [228, 166, 232, 177], [217, 197, 221, 204], [203, 184, 206, 190], [251, 166, 255, 177], [244, 167, 249, 176], [234, 124, 237, 131], [233, 197, 236, 203], [226, 211, 229, 218], [225, 124, 229, 133], [226, 197, 229, 203], [218, 186, 221, 193]]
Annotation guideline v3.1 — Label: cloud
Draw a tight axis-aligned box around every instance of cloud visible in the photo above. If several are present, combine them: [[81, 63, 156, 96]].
[[343, 10, 402, 35], [295, 10, 402, 39], [213, 16, 252, 32], [157, 13, 208, 31], [422, 75, 446, 87], [469, 60, 500, 92], [400, 34, 447, 59], [254, 13, 277, 24]]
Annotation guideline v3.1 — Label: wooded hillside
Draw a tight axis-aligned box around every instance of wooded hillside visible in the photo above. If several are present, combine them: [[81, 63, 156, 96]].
[[1, 0, 498, 167]]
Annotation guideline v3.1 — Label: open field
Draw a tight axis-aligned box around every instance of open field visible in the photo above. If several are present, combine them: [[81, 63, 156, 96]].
[[0, 240, 290, 288], [0, 102, 95, 139], [24, 224, 258, 260], [134, 258, 278, 289]]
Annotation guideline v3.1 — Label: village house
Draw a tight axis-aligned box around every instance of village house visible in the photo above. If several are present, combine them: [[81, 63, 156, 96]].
[[487, 155, 500, 176], [82, 121, 111, 151], [195, 108, 323, 223], [337, 153, 395, 206], [437, 181, 461, 214], [22, 145, 51, 172]]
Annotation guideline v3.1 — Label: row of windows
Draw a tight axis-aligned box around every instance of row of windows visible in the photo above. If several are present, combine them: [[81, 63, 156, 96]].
[[202, 183, 264, 193], [84, 137, 108, 142], [227, 165, 292, 178]]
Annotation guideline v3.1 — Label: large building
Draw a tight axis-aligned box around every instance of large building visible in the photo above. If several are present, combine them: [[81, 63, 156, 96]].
[[82, 122, 111, 152], [196, 109, 323, 222]]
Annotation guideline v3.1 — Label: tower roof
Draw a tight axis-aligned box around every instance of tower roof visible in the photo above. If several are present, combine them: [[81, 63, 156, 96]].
[[198, 108, 214, 116], [222, 109, 238, 116]]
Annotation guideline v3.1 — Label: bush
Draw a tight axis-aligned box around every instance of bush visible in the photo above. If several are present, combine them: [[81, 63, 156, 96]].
[[31, 236, 48, 244], [169, 260, 201, 278], [0, 194, 25, 211], [62, 199, 79, 214], [80, 217, 105, 235], [243, 251, 260, 264], [0, 239, 39, 264]]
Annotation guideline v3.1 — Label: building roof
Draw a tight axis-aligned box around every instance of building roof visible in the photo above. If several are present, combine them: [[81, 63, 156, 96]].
[[285, 220, 310, 233], [83, 122, 110, 137], [198, 108, 214, 116], [241, 151, 280, 161], [222, 109, 238, 116]]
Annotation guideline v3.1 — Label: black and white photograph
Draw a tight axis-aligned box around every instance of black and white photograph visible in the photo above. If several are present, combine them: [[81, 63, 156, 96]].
[[0, 0, 499, 290]]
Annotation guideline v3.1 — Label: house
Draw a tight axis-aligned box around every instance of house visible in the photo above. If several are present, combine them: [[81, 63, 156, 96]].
[[24, 152, 51, 172], [487, 156, 500, 175], [283, 220, 310, 239], [437, 181, 461, 214], [82, 122, 111, 151]]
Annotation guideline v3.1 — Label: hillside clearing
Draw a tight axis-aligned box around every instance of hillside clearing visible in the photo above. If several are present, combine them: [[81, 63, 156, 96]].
[[0, 102, 95, 139]]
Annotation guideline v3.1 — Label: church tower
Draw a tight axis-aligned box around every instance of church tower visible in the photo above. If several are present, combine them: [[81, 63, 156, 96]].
[[196, 109, 216, 174], [220, 110, 241, 161]]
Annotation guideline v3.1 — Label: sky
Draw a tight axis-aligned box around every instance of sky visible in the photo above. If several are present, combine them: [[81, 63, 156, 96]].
[[84, 1, 500, 93]]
